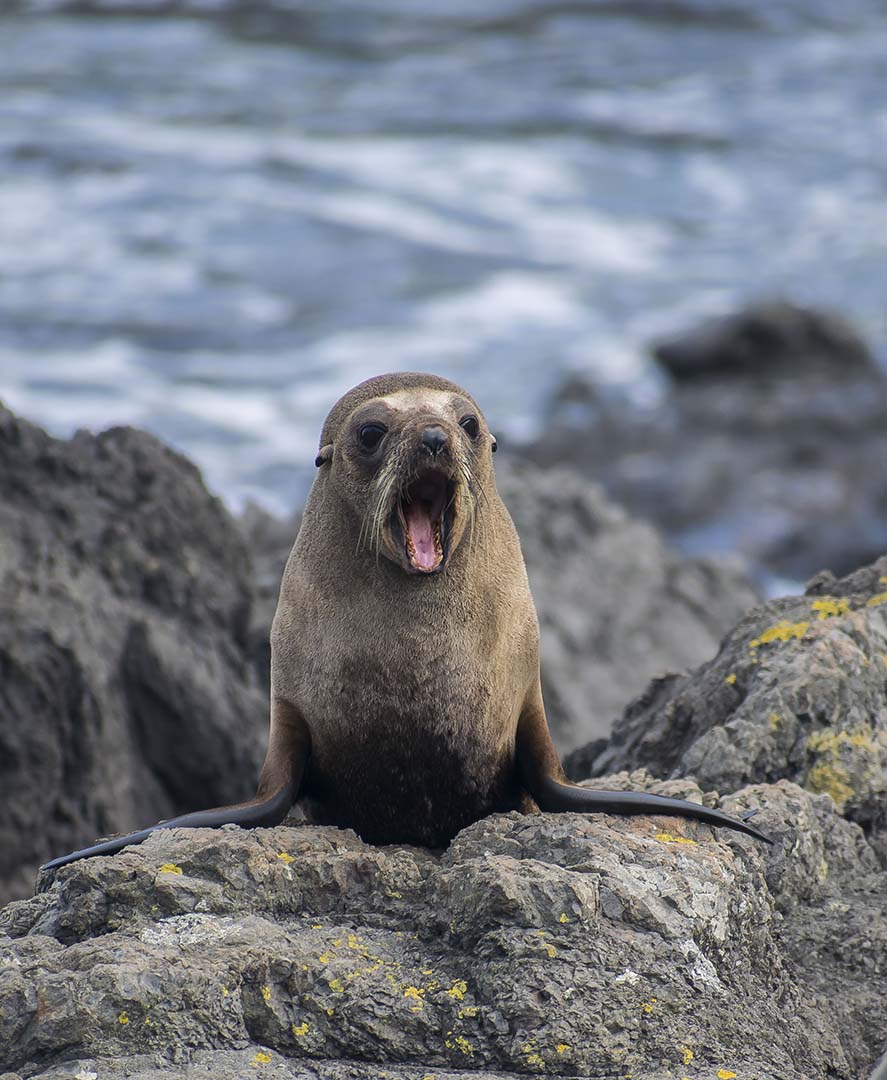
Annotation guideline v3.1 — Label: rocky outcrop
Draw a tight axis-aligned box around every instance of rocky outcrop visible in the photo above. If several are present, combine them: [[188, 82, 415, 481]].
[[569, 554, 887, 841], [2, 402, 887, 1078], [0, 405, 268, 908], [529, 301, 887, 583], [1, 775, 882, 1080]]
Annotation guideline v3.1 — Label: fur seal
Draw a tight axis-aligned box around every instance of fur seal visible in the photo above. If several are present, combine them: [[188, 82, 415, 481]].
[[44, 373, 769, 871]]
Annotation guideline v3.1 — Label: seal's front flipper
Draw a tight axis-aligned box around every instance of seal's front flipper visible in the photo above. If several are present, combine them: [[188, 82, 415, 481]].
[[41, 699, 311, 872], [514, 680, 772, 846]]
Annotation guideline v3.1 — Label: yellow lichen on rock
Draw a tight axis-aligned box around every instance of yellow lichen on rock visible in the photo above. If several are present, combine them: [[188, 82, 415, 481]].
[[749, 620, 810, 650], [292, 1020, 310, 1037], [805, 725, 886, 811], [655, 833, 696, 845], [117, 1011, 129, 1025], [445, 1032, 474, 1056], [725, 673, 737, 685], [522, 1040, 545, 1069], [866, 591, 887, 607], [807, 761, 855, 811], [261, 985, 271, 1003], [679, 1045, 694, 1065], [251, 1051, 272, 1066], [811, 598, 850, 620], [276, 852, 294, 865], [446, 980, 468, 1000], [157, 863, 183, 875]]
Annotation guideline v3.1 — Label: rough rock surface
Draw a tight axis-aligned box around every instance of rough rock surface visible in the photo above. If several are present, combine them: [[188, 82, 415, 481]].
[[528, 302, 887, 583], [0, 405, 268, 908], [1, 776, 881, 1080], [571, 554, 887, 839]]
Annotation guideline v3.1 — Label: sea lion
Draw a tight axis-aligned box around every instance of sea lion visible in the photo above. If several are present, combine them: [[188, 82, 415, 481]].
[[43, 373, 769, 871]]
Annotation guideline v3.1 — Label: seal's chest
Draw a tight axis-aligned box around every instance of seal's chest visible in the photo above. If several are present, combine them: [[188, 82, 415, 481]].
[[303, 695, 515, 846], [304, 725, 516, 847]]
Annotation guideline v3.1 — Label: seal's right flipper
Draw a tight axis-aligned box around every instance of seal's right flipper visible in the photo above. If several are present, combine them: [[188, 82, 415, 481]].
[[514, 680, 772, 846], [41, 699, 311, 872]]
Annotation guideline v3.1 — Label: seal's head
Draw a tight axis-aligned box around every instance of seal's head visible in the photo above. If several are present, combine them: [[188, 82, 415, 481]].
[[317, 373, 496, 575]]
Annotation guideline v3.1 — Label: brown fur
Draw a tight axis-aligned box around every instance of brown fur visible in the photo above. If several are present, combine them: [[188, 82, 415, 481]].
[[271, 373, 539, 845]]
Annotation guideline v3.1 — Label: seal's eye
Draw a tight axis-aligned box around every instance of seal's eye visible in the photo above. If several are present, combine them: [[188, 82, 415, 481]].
[[358, 422, 387, 451], [459, 415, 479, 439]]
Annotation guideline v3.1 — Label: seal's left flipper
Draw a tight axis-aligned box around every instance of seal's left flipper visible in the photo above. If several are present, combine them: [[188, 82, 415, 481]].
[[515, 681, 772, 846], [42, 699, 311, 872]]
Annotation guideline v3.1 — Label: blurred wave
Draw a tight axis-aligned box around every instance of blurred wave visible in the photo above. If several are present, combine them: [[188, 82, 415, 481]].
[[1, 0, 885, 511]]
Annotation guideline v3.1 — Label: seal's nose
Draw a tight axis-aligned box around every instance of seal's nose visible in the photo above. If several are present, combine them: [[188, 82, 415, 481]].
[[421, 426, 449, 456]]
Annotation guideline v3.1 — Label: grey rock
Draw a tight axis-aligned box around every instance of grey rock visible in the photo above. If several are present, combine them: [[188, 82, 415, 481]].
[[0, 405, 267, 907], [574, 553, 887, 836], [1, 779, 880, 1079]]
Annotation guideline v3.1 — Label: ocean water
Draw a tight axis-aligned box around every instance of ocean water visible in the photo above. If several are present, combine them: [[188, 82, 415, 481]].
[[1, 0, 885, 513]]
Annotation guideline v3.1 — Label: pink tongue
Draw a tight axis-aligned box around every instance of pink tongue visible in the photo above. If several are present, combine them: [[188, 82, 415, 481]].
[[405, 502, 438, 570]]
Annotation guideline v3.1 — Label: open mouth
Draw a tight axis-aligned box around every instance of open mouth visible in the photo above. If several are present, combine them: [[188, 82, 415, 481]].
[[392, 469, 455, 573]]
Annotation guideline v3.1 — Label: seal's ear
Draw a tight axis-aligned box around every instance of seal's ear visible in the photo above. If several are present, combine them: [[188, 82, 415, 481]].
[[315, 444, 333, 468], [491, 434, 498, 453]]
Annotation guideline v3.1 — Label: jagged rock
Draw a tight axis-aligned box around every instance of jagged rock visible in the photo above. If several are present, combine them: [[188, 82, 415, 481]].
[[0, 405, 267, 908], [1, 777, 881, 1079], [572, 553, 887, 839]]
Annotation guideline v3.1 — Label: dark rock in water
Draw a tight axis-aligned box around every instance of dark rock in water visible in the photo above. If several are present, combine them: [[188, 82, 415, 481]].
[[529, 301, 887, 583], [568, 553, 887, 841], [0, 404, 267, 908], [654, 300, 875, 380], [1, 779, 882, 1079]]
